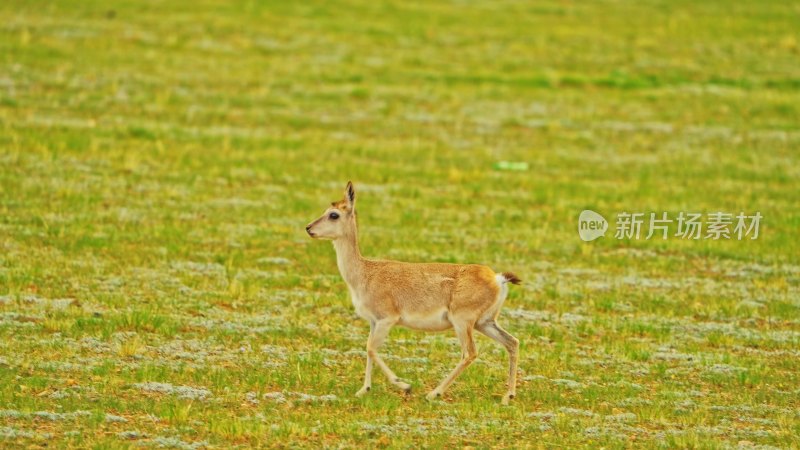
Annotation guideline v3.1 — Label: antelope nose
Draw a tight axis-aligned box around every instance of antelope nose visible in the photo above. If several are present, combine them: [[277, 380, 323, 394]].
[[305, 225, 311, 232]]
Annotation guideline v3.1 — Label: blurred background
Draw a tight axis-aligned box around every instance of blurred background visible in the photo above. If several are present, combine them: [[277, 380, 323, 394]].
[[2, 0, 798, 265]]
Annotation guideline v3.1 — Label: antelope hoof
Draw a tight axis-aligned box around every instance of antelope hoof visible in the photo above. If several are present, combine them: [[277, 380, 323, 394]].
[[425, 391, 441, 402], [397, 381, 411, 393], [501, 393, 515, 405], [355, 386, 371, 397]]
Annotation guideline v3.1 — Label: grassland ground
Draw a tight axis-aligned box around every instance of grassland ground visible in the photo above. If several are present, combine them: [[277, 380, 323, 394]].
[[1, 0, 799, 447]]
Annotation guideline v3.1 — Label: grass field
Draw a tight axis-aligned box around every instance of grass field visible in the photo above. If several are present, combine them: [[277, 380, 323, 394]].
[[1, 0, 799, 447]]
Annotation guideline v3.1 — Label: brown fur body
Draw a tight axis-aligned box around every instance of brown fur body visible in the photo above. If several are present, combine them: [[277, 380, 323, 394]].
[[352, 261, 500, 332]]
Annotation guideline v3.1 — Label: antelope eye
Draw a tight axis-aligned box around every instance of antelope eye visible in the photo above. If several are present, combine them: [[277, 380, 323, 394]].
[[329, 212, 339, 220]]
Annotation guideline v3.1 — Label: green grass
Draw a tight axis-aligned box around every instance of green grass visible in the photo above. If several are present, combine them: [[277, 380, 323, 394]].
[[1, 0, 799, 447]]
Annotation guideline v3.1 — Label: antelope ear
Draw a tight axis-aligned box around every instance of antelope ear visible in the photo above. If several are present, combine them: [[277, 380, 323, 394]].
[[344, 181, 356, 210]]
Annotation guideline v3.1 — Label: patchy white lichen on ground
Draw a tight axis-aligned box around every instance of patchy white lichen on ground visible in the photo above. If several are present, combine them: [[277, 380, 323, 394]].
[[132, 382, 212, 401], [262, 391, 338, 404]]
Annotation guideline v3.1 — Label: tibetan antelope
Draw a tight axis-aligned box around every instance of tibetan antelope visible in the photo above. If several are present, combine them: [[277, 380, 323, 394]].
[[306, 182, 521, 404]]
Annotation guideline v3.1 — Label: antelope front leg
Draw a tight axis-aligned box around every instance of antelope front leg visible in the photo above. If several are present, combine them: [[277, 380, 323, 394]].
[[355, 322, 375, 397], [359, 317, 410, 395]]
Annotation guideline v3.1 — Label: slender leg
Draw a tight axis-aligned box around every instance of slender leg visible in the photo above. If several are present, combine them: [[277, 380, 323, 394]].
[[476, 320, 519, 405], [426, 320, 477, 401], [366, 317, 411, 392], [355, 321, 375, 397]]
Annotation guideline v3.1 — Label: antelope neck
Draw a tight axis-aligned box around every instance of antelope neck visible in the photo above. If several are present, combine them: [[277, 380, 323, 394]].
[[332, 222, 364, 288]]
